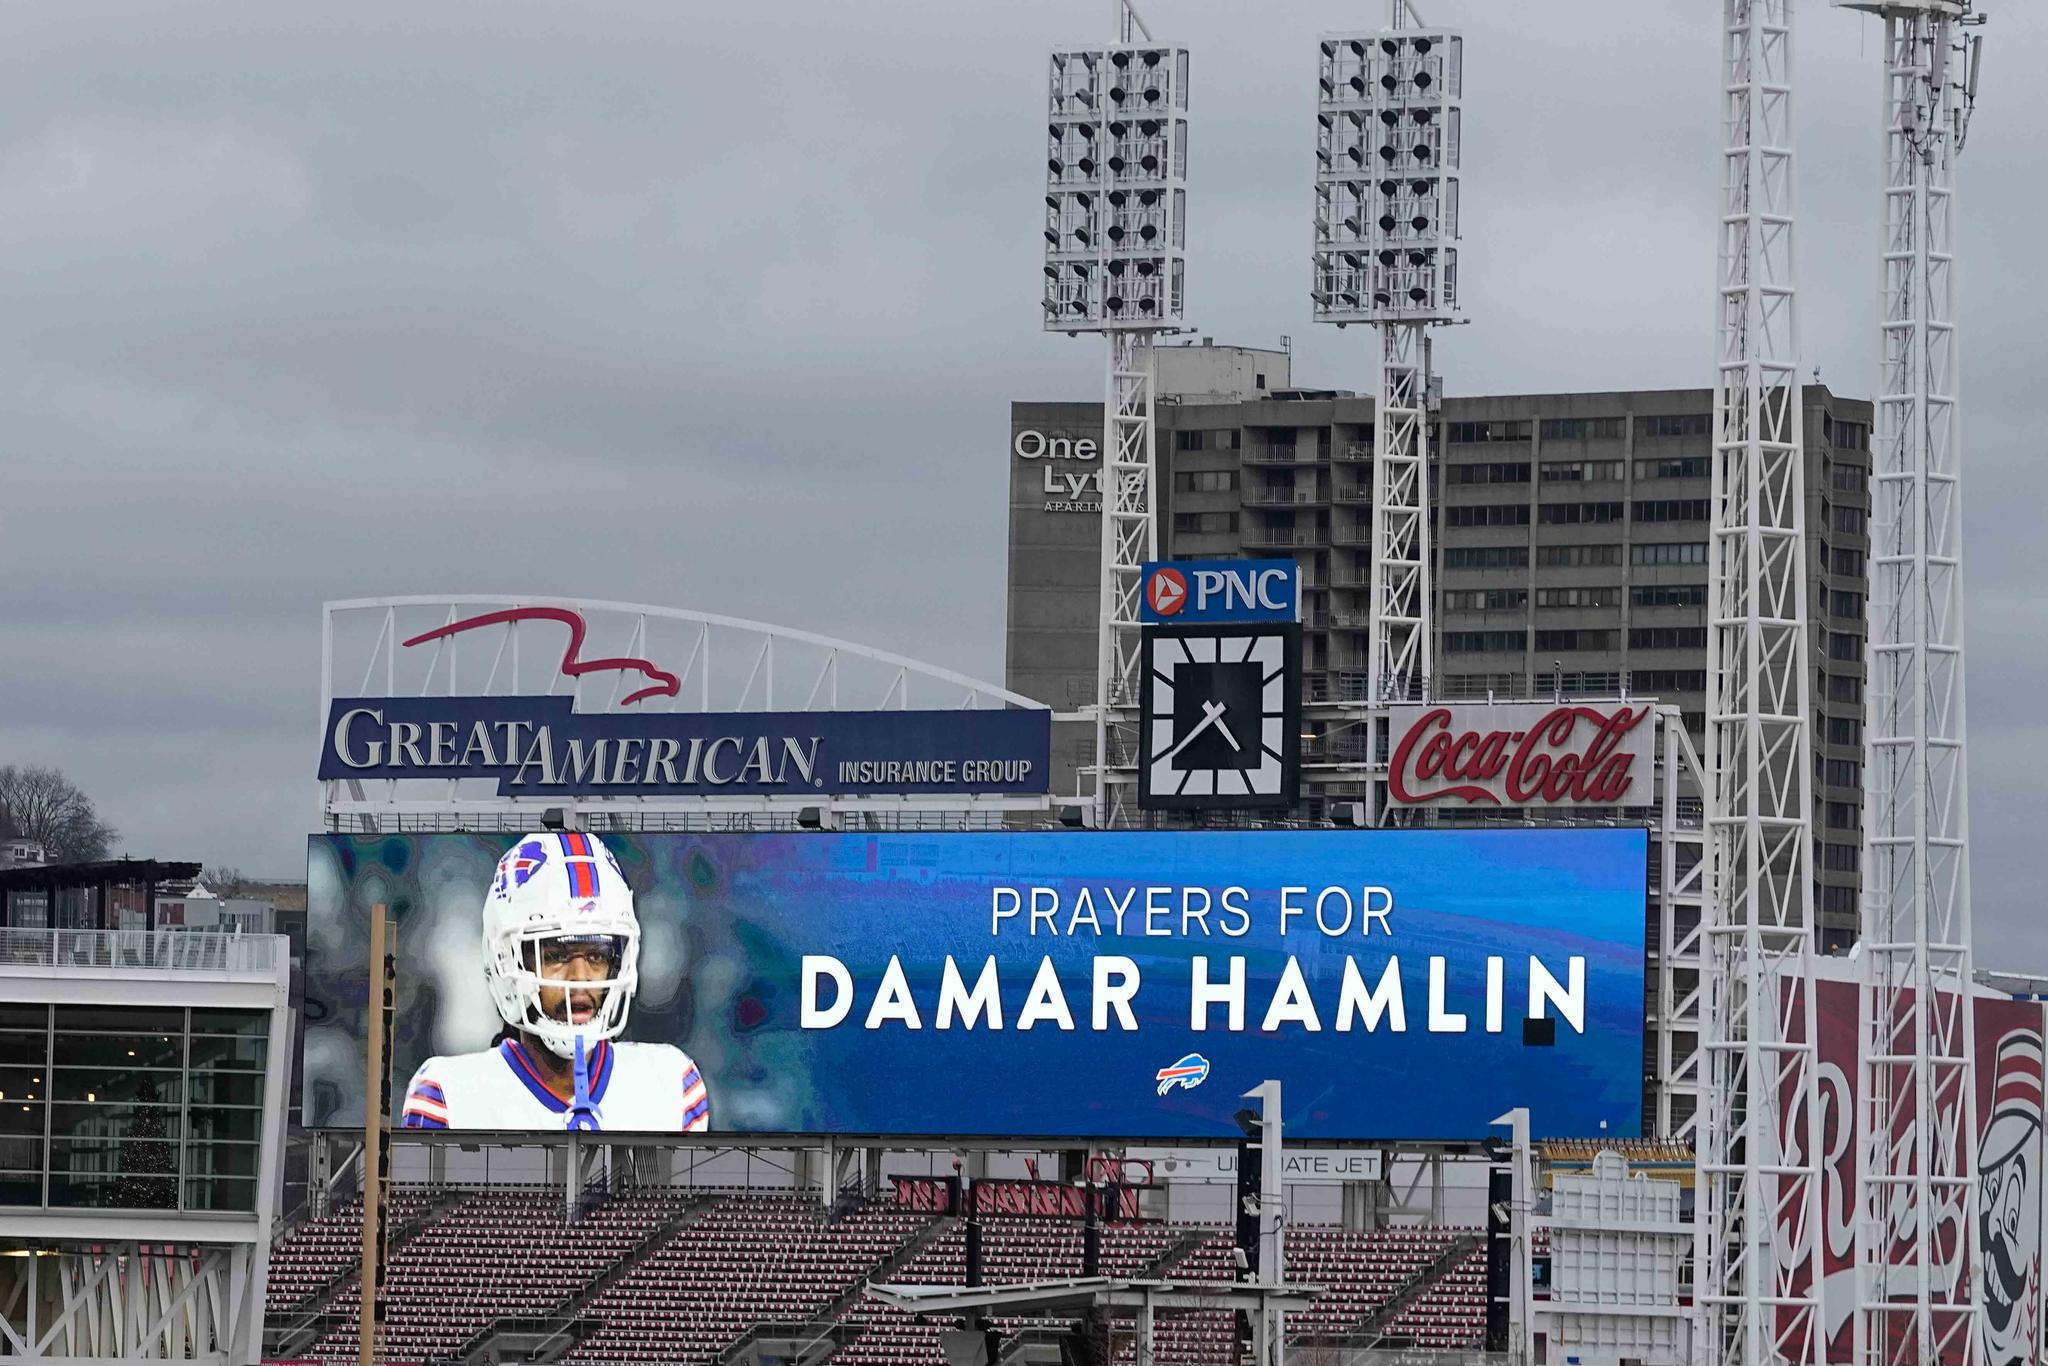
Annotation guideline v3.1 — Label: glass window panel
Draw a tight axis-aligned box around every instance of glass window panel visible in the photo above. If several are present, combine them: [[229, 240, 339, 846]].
[[187, 1071, 264, 1109], [183, 1175, 256, 1213], [190, 1009, 267, 1038], [189, 1106, 262, 1144], [188, 1034, 266, 1073], [0, 1004, 48, 1029], [53, 1006, 183, 1035], [53, 1033, 182, 1070], [0, 1172, 42, 1206], [50, 1168, 179, 1211], [188, 1141, 261, 1179], [51, 1069, 184, 1105], [0, 1065, 46, 1103], [0, 1102, 44, 1137], [50, 1102, 184, 1142], [0, 1034, 48, 1068]]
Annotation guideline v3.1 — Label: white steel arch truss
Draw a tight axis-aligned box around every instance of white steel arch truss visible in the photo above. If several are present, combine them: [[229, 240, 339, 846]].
[[1844, 3, 1983, 1362], [319, 596, 1051, 831], [1696, 6, 1828, 1366]]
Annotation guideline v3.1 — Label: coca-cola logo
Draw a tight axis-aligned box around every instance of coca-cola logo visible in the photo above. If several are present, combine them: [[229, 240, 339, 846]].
[[1388, 705, 1653, 806]]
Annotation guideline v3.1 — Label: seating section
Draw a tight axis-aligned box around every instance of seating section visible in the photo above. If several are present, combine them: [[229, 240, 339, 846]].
[[1381, 1238, 1488, 1350], [266, 1190, 1499, 1366], [562, 1195, 935, 1366], [304, 1188, 694, 1363], [265, 1192, 432, 1319]]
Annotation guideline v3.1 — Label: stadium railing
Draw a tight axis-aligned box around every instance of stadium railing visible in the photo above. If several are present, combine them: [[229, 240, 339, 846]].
[[0, 925, 280, 973]]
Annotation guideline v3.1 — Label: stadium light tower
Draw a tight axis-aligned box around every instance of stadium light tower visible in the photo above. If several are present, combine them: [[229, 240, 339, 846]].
[[1693, 5, 1828, 1366], [1043, 1, 1190, 828], [1835, 3, 1989, 1362], [1311, 5, 1461, 709]]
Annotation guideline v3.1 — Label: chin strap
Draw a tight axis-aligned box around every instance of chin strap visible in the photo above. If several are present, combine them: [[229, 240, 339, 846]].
[[566, 1035, 602, 1131]]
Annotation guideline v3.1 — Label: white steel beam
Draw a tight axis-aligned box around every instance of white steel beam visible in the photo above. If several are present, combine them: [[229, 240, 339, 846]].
[[1696, 6, 1828, 1366]]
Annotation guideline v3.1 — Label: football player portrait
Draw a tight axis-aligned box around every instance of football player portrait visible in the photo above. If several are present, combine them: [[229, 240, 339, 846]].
[[399, 831, 710, 1132]]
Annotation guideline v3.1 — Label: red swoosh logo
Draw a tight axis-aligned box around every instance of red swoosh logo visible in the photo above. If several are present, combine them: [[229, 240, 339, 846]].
[[401, 607, 681, 706]]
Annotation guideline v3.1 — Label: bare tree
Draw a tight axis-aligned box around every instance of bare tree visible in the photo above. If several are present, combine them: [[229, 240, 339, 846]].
[[0, 765, 118, 864], [201, 866, 249, 897]]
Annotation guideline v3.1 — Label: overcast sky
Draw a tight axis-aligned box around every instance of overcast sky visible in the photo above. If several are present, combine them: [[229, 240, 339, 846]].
[[0, 1, 2040, 953]]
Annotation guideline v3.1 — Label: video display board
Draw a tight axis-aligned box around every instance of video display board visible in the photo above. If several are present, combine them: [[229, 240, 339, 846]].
[[303, 828, 1647, 1140]]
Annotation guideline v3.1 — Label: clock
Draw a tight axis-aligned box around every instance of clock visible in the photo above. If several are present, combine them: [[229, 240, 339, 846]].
[[1138, 623, 1301, 810]]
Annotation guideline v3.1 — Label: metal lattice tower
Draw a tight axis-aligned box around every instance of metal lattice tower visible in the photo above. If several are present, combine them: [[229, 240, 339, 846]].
[[1694, 4, 1828, 1366], [1311, 4, 1460, 709], [1043, 1, 1188, 827], [1838, 3, 1986, 1363]]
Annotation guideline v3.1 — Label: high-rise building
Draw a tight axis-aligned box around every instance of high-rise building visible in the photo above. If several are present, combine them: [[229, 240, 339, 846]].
[[1005, 347, 1871, 945]]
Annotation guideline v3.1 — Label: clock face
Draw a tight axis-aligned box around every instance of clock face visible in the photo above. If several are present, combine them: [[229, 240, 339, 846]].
[[1139, 624, 1301, 810]]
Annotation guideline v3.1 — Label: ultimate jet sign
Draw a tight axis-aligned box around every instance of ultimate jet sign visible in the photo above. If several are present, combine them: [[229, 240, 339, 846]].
[[318, 696, 1049, 797]]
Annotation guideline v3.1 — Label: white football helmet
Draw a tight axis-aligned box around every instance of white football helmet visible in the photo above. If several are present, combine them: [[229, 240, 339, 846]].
[[481, 831, 640, 1060]]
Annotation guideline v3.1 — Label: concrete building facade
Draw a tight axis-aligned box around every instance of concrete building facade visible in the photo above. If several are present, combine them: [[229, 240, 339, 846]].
[[1005, 359, 1871, 945]]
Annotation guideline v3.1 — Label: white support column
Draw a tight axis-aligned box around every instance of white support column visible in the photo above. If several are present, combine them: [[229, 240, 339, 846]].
[[1368, 320, 1432, 704], [1095, 329, 1159, 829], [1844, 4, 1983, 1363], [1696, 6, 1828, 1366]]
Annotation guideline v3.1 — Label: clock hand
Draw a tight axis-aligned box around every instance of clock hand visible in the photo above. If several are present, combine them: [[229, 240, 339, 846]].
[[1211, 708, 1242, 752], [1160, 699, 1229, 764]]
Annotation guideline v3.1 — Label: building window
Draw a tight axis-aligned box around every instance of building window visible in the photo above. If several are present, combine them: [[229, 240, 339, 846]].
[[1255, 373, 1267, 390], [1537, 544, 1624, 568], [1820, 885, 1858, 914], [1831, 548, 1865, 577], [1172, 511, 1239, 534], [1536, 586, 1619, 608], [1534, 629, 1616, 651], [1444, 546, 1531, 570], [1632, 669, 1707, 693], [1540, 460, 1625, 483], [1833, 505, 1867, 535], [1635, 456, 1709, 480], [1831, 463, 1868, 494], [1444, 588, 1528, 611], [1826, 717, 1861, 746], [1825, 801, 1859, 830], [1632, 542, 1709, 566], [1822, 416, 1870, 450], [1827, 589, 1864, 618], [1638, 414, 1712, 439], [1172, 470, 1240, 493], [1827, 631, 1862, 661], [1629, 626, 1708, 650], [1444, 631, 1527, 653], [1446, 504, 1531, 528], [1174, 430, 1207, 452], [1823, 759, 1862, 790], [1445, 462, 1531, 485], [1633, 499, 1710, 523], [1539, 501, 1623, 525], [1631, 584, 1707, 608], [1447, 420, 1532, 443], [1828, 674, 1863, 704], [1539, 417, 1625, 441]]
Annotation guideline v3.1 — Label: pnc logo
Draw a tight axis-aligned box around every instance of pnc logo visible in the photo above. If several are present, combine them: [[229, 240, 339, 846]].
[[1147, 568, 1189, 617]]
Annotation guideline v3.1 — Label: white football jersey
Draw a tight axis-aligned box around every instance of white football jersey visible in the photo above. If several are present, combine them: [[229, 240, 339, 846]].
[[401, 1039, 710, 1132]]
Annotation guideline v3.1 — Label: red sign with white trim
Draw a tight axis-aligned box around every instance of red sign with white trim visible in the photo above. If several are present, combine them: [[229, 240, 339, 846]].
[[1385, 703, 1657, 808]]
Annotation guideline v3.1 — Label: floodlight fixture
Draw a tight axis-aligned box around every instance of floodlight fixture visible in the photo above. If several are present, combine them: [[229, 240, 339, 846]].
[[1043, 42, 1189, 333]]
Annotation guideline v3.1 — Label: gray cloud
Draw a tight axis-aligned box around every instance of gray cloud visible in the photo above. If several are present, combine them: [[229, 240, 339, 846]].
[[0, 0, 2040, 965]]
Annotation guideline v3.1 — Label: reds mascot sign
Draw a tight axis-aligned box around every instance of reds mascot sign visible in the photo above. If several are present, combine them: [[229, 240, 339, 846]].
[[1387, 704, 1656, 808]]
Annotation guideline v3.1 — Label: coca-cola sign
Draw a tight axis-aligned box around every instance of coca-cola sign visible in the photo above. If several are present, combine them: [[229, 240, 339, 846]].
[[1387, 704, 1657, 808]]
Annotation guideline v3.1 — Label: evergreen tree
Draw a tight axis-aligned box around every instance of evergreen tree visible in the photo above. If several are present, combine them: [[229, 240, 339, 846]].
[[111, 1075, 178, 1209]]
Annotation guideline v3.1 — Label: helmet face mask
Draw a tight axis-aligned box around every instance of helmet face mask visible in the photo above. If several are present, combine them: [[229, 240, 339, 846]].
[[482, 834, 641, 1061]]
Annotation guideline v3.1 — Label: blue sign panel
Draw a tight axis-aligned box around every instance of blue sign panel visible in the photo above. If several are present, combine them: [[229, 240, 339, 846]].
[[304, 828, 1647, 1139], [316, 697, 1049, 796], [1140, 558, 1299, 623]]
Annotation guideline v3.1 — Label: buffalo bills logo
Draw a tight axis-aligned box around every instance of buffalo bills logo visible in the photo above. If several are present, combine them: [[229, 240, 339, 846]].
[[1156, 1053, 1210, 1096], [492, 840, 549, 899]]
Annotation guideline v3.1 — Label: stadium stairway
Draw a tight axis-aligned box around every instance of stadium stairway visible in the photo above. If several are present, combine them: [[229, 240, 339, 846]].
[[1355, 1230, 1484, 1346]]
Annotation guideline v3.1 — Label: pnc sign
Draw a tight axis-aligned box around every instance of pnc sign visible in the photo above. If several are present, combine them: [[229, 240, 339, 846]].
[[1139, 559, 1299, 624], [1386, 704, 1656, 809]]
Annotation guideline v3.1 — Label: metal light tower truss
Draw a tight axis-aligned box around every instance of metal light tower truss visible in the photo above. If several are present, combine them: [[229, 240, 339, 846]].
[[1312, 10, 1461, 706], [1044, 2, 1188, 826], [1837, 4, 1986, 1363], [1695, 5, 1828, 1366]]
